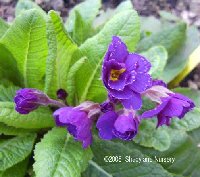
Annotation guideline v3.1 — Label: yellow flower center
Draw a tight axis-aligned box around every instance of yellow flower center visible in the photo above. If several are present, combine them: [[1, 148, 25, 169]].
[[110, 68, 126, 81]]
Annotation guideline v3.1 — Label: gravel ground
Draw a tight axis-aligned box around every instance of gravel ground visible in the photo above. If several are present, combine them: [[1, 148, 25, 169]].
[[0, 0, 200, 89]]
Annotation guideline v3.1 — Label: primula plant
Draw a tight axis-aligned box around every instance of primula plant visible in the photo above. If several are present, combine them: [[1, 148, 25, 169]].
[[0, 0, 200, 177]]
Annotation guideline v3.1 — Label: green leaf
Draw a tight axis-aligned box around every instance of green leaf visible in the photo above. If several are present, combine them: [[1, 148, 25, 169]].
[[0, 122, 35, 135], [134, 119, 171, 151], [0, 9, 48, 89], [15, 0, 46, 16], [33, 127, 93, 177], [137, 23, 186, 57], [44, 15, 57, 98], [0, 44, 23, 86], [72, 11, 93, 45], [136, 130, 200, 176], [171, 108, 200, 131], [83, 136, 173, 177], [161, 26, 200, 83], [93, 0, 133, 29], [159, 11, 180, 22], [0, 84, 20, 101], [45, 11, 78, 98], [0, 102, 54, 129], [188, 127, 200, 145], [66, 57, 86, 105], [115, 0, 133, 13], [66, 0, 101, 33], [0, 133, 36, 171], [75, 9, 140, 103], [140, 16, 162, 34], [142, 46, 168, 79], [0, 159, 28, 177], [0, 18, 9, 38]]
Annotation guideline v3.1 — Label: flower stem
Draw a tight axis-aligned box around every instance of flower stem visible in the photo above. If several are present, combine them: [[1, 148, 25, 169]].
[[49, 99, 66, 108]]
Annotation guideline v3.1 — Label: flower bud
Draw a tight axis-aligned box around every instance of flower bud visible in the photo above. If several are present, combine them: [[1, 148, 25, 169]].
[[14, 88, 51, 114]]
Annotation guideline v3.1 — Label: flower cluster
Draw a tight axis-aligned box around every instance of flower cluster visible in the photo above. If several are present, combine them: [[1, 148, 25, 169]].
[[14, 36, 195, 149]]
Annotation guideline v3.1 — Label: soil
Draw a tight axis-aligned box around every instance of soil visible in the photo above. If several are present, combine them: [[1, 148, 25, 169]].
[[0, 0, 200, 89]]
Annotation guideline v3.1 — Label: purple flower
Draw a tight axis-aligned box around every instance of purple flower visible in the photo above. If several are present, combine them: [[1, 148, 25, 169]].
[[54, 107, 92, 148], [141, 93, 195, 127], [102, 36, 152, 110], [53, 101, 100, 148], [14, 88, 51, 114], [96, 111, 139, 140]]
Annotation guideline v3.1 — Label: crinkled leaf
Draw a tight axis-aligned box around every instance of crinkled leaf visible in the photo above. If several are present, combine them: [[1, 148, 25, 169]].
[[72, 11, 93, 45], [66, 57, 86, 106], [83, 136, 172, 177], [66, 0, 101, 33], [0, 9, 48, 89], [134, 119, 171, 151], [115, 0, 133, 12], [0, 102, 54, 129], [44, 15, 57, 98], [0, 44, 22, 86], [0, 84, 20, 101], [135, 130, 200, 176], [0, 133, 36, 171], [142, 46, 168, 79], [93, 0, 133, 29], [140, 16, 162, 35], [15, 0, 46, 16], [159, 11, 180, 22], [171, 108, 200, 131], [0, 122, 35, 136], [75, 9, 140, 103], [137, 22, 186, 57], [33, 127, 93, 177], [0, 18, 9, 38], [0, 159, 28, 177], [161, 26, 200, 83], [45, 11, 78, 98]]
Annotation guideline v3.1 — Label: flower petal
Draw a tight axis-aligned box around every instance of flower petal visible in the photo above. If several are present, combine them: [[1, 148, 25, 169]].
[[107, 36, 129, 63], [109, 87, 133, 99], [102, 59, 125, 88], [125, 53, 151, 73], [161, 98, 184, 117], [114, 115, 135, 133], [174, 93, 195, 108], [121, 92, 142, 110], [113, 114, 139, 140], [156, 114, 171, 128], [53, 107, 73, 126], [152, 79, 167, 87], [141, 97, 170, 119], [130, 73, 152, 93], [108, 72, 127, 90], [96, 111, 117, 140]]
